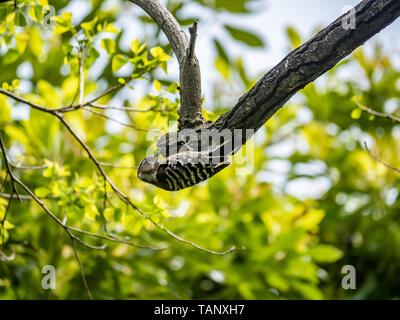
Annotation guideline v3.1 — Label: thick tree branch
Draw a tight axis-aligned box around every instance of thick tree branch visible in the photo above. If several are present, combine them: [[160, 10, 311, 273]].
[[128, 0, 188, 64], [128, 0, 205, 129], [213, 0, 400, 136], [178, 21, 205, 129]]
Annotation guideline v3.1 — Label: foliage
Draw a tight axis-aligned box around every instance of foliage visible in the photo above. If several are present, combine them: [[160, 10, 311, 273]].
[[0, 0, 399, 300]]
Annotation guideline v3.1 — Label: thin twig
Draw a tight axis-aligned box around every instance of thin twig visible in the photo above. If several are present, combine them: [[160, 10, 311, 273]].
[[88, 102, 173, 113], [0, 89, 56, 114], [355, 100, 400, 123], [148, 216, 242, 255], [78, 43, 86, 106], [10, 163, 48, 170], [98, 162, 138, 169], [66, 225, 167, 251], [0, 192, 33, 200], [70, 236, 93, 300], [84, 107, 148, 132], [0, 188, 13, 254], [364, 142, 400, 174], [0, 172, 8, 193], [188, 21, 198, 60], [0, 133, 20, 255], [78, 83, 125, 108], [0, 134, 21, 201]]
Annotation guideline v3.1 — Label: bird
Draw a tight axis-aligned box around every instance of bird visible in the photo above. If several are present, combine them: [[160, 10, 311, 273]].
[[137, 149, 230, 191]]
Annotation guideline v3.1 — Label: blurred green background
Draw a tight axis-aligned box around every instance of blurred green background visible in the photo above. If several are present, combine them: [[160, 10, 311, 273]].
[[0, 0, 400, 299]]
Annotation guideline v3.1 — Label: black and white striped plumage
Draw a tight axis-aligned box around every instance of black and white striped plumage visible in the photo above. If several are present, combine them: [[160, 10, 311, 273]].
[[137, 151, 230, 191]]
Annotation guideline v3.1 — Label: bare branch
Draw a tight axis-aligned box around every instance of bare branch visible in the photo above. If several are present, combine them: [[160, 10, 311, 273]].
[[355, 100, 400, 122], [188, 21, 198, 60], [128, 1, 204, 129], [364, 142, 400, 174], [10, 163, 48, 170], [57, 81, 129, 113], [0, 134, 21, 201], [98, 162, 138, 169], [147, 216, 243, 255], [0, 88, 55, 114], [80, 83, 126, 108], [178, 21, 204, 129], [0, 172, 8, 193], [70, 236, 93, 300], [83, 107, 148, 132], [0, 192, 34, 200], [0, 188, 13, 254], [88, 102, 173, 113], [66, 225, 167, 251], [78, 43, 86, 106]]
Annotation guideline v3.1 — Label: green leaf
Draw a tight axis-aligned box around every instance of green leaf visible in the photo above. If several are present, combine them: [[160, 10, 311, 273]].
[[16, 33, 28, 54], [15, 12, 27, 27], [81, 17, 98, 31], [0, 95, 12, 123], [29, 5, 43, 22], [101, 38, 116, 55], [112, 54, 128, 72], [351, 108, 362, 119], [309, 244, 344, 263], [224, 25, 264, 47], [35, 187, 51, 198], [103, 208, 115, 221], [54, 12, 73, 35], [150, 46, 171, 62], [215, 56, 230, 80], [85, 204, 100, 220], [12, 79, 20, 88], [130, 39, 140, 54], [213, 38, 230, 64], [105, 23, 120, 33], [236, 57, 251, 89], [86, 47, 100, 66], [212, 0, 248, 13], [154, 80, 162, 93], [286, 26, 302, 48], [3, 48, 19, 64], [2, 82, 10, 90], [166, 83, 178, 93], [291, 281, 323, 300]]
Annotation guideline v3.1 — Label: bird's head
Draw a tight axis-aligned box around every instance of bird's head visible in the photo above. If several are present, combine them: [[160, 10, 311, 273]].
[[137, 156, 159, 184]]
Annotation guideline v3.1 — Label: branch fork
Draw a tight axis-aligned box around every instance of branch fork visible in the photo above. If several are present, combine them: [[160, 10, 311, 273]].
[[129, 0, 205, 130]]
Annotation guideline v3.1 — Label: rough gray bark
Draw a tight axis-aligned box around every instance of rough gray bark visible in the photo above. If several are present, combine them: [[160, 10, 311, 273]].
[[178, 22, 205, 129], [212, 0, 400, 134], [128, 0, 205, 129]]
